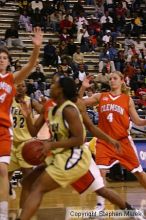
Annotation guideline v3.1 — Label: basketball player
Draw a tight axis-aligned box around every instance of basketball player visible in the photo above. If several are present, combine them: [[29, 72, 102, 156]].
[[9, 81, 42, 215], [0, 27, 43, 220], [79, 70, 146, 212], [18, 77, 144, 220]]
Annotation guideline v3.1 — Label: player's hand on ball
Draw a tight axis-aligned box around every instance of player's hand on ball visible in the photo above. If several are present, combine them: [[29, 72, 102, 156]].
[[39, 140, 52, 161]]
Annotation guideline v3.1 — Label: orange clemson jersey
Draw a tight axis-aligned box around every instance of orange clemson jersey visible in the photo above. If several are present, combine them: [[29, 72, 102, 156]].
[[98, 92, 130, 140], [0, 73, 16, 128]]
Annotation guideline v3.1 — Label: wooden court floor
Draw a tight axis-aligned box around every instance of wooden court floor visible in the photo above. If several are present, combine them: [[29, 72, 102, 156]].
[[9, 180, 146, 220]]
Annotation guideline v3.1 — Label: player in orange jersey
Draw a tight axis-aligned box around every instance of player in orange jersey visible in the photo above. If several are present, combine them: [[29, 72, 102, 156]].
[[0, 27, 43, 220], [80, 71, 146, 211]]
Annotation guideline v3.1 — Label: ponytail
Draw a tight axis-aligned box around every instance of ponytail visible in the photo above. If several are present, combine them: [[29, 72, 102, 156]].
[[121, 82, 130, 95]]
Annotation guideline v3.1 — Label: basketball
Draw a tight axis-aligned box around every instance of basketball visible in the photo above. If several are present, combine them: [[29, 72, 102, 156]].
[[22, 139, 45, 165]]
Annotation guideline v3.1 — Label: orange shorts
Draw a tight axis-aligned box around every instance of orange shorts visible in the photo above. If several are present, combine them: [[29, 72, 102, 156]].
[[95, 136, 143, 173], [0, 126, 13, 163]]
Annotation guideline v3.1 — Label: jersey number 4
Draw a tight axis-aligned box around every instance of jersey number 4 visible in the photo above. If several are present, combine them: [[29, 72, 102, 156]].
[[107, 113, 113, 122]]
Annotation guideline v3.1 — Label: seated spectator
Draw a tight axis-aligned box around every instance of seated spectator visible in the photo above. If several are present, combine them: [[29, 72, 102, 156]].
[[126, 44, 141, 61], [73, 46, 84, 68], [19, 10, 32, 32], [134, 37, 146, 58], [100, 11, 113, 25], [59, 28, 71, 43], [96, 68, 110, 90], [137, 94, 146, 109], [102, 30, 112, 44], [73, 63, 88, 84], [43, 39, 56, 66], [94, 1, 104, 19], [136, 83, 146, 97], [58, 41, 69, 56], [28, 66, 46, 91], [115, 50, 125, 72], [124, 34, 135, 53], [87, 18, 101, 36], [62, 10, 73, 23], [60, 15, 73, 32], [115, 3, 127, 20], [5, 23, 27, 52], [49, 10, 62, 32], [67, 38, 77, 56], [123, 61, 137, 81], [60, 57, 73, 75], [76, 12, 88, 30]]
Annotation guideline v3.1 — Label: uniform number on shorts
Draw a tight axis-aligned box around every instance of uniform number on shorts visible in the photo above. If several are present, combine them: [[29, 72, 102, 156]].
[[107, 113, 113, 122], [13, 117, 25, 128], [65, 148, 83, 170]]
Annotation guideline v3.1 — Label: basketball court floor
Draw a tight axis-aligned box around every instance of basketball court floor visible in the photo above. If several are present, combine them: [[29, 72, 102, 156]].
[[9, 181, 146, 220]]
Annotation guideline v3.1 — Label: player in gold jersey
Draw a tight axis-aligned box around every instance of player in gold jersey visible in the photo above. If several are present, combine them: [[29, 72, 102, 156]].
[[17, 77, 143, 220], [8, 81, 42, 216]]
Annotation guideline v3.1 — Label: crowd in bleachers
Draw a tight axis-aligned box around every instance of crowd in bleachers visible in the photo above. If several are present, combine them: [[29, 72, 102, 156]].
[[1, 0, 146, 117]]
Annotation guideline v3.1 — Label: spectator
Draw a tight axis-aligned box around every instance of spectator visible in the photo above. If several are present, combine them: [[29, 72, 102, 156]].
[[73, 46, 84, 68], [59, 28, 71, 43], [19, 10, 32, 32], [73, 63, 87, 84], [49, 10, 62, 32], [43, 39, 56, 66], [102, 30, 112, 44], [67, 38, 77, 56], [28, 66, 46, 91], [60, 15, 73, 34], [5, 23, 27, 52]]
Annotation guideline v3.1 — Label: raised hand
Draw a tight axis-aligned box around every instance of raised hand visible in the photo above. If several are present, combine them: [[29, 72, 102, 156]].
[[32, 27, 43, 47], [82, 75, 93, 88]]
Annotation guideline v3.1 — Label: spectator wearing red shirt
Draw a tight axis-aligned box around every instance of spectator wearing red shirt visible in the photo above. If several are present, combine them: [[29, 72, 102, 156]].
[[60, 15, 73, 32]]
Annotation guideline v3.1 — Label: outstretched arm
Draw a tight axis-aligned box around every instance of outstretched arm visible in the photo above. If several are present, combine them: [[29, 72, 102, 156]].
[[79, 77, 101, 106], [14, 27, 43, 84], [129, 97, 146, 126], [76, 99, 121, 152]]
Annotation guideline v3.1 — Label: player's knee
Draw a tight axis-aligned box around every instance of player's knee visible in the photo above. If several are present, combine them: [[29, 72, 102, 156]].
[[134, 171, 146, 184]]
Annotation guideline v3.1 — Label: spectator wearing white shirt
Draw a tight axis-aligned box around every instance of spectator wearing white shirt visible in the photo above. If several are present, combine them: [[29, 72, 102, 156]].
[[76, 12, 88, 30], [73, 64, 87, 84], [134, 37, 145, 50], [31, 0, 43, 13], [102, 30, 112, 44], [100, 11, 113, 24]]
